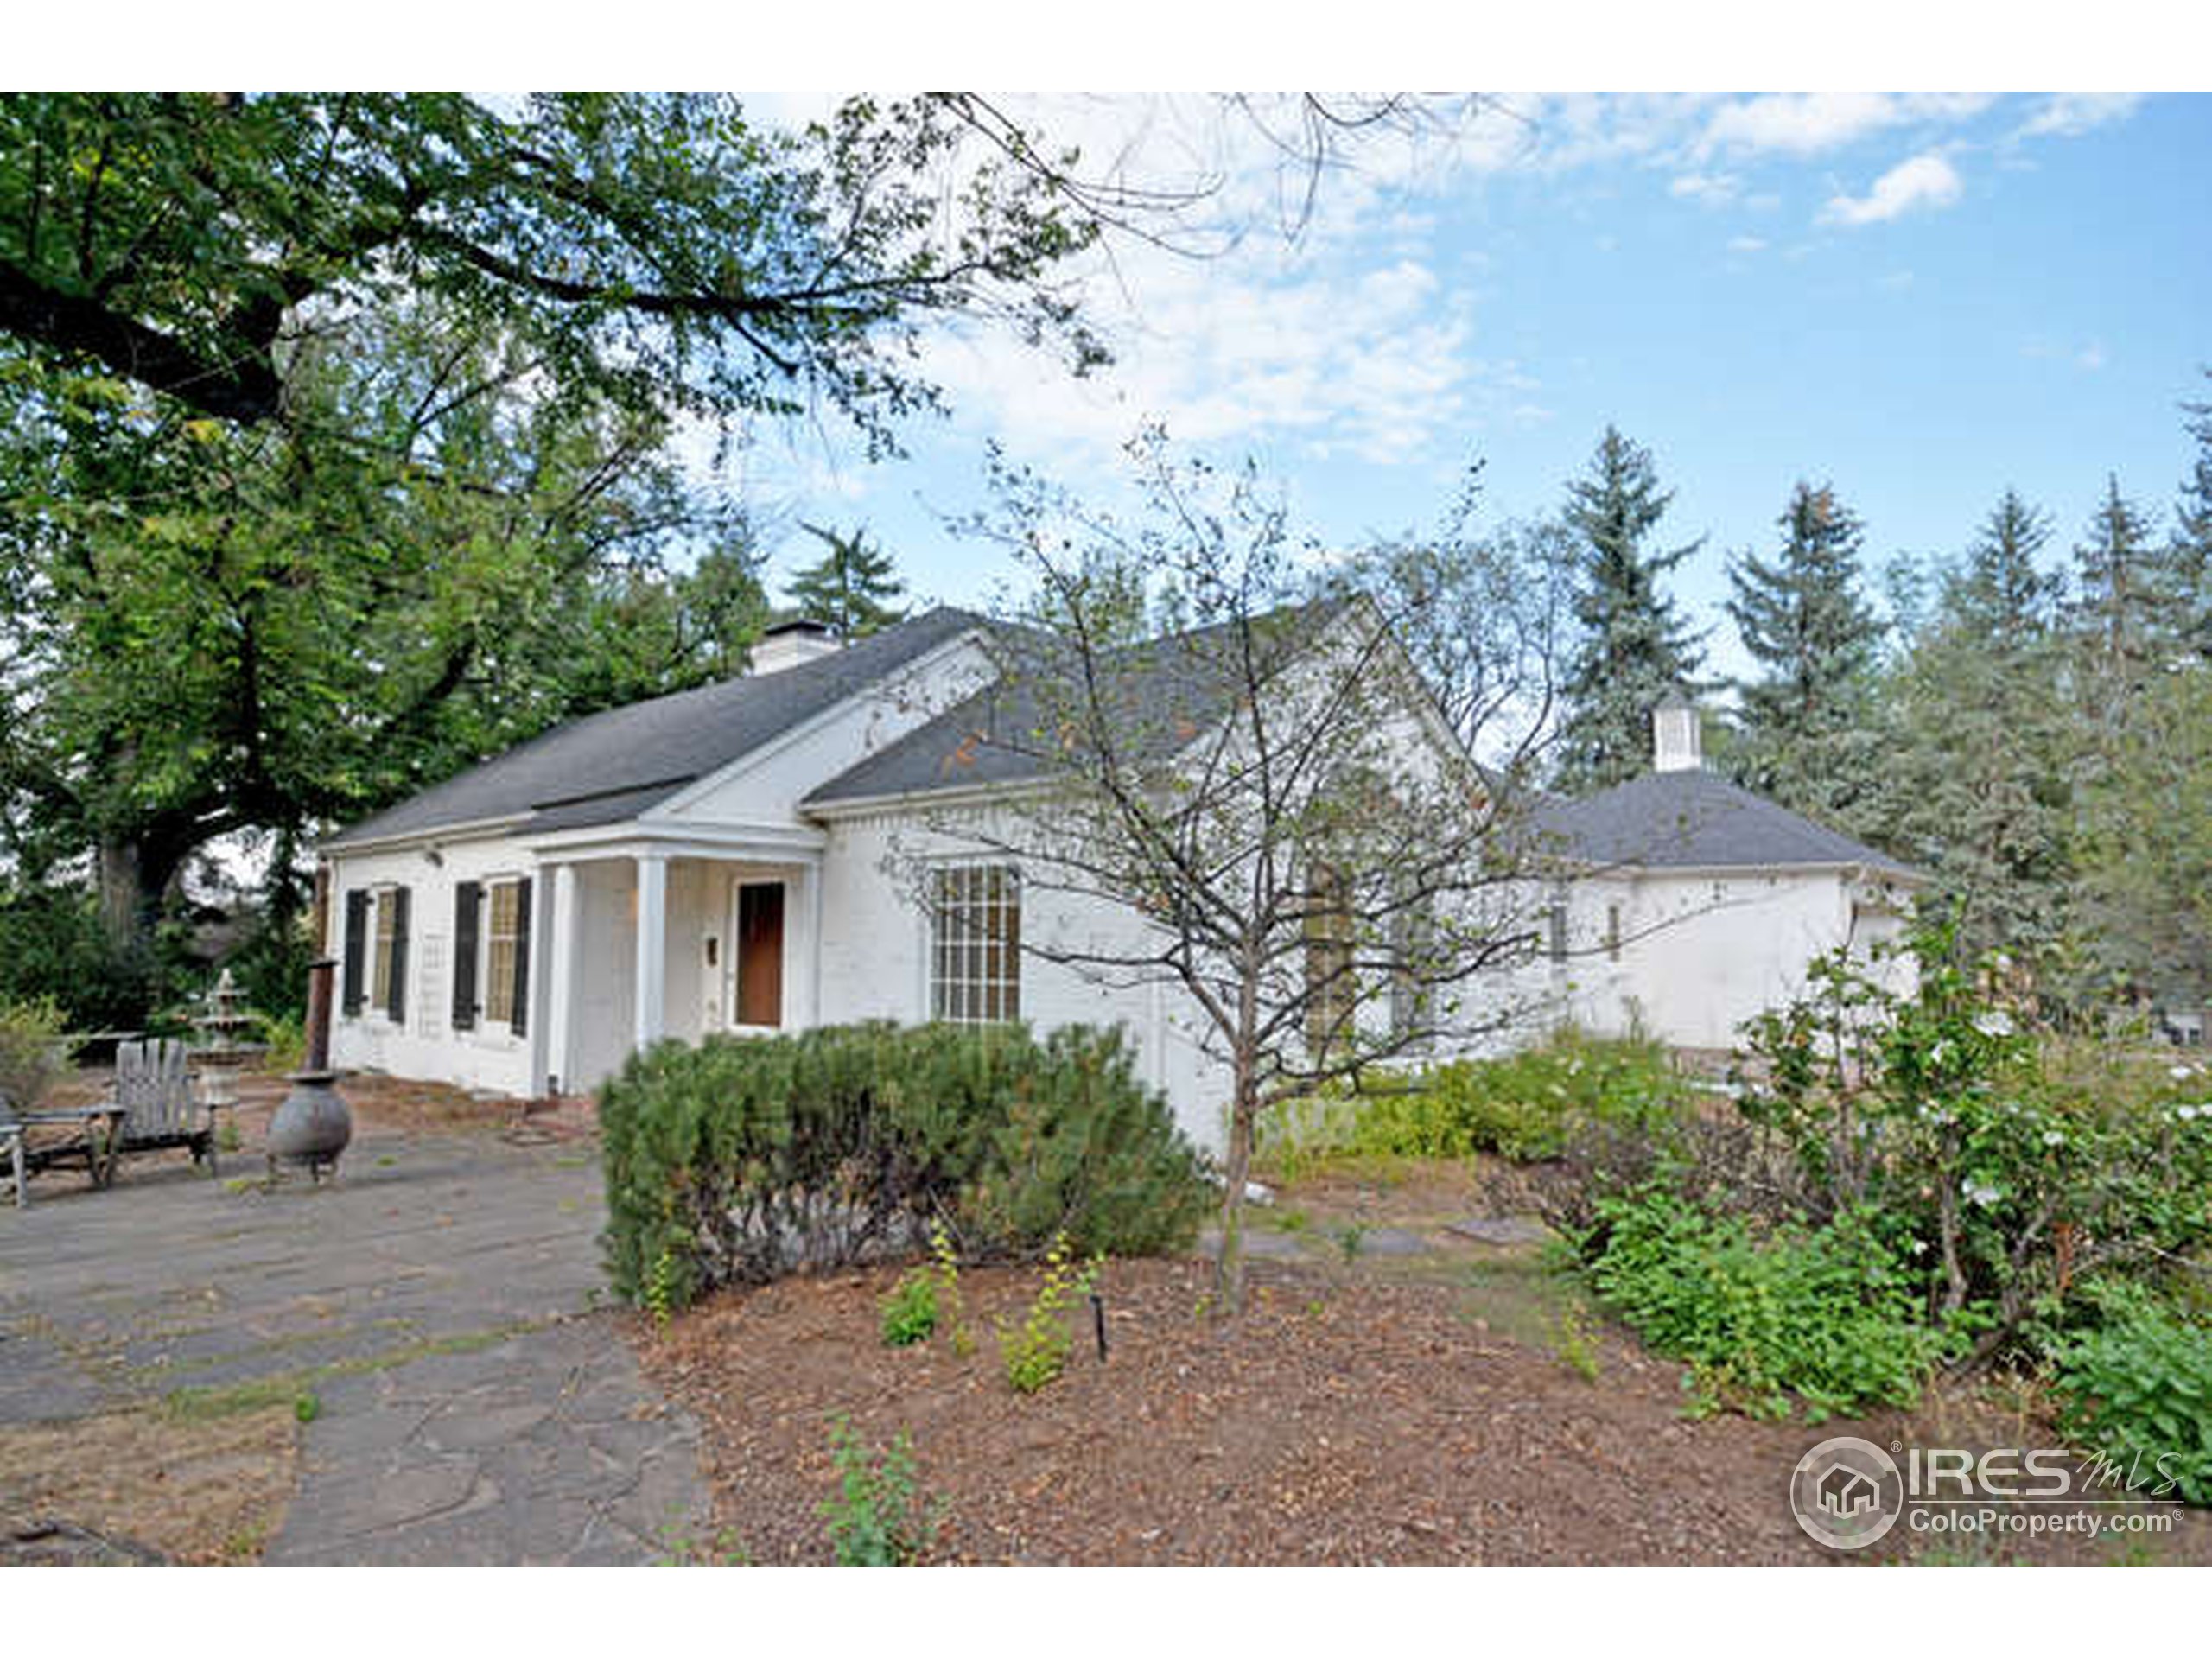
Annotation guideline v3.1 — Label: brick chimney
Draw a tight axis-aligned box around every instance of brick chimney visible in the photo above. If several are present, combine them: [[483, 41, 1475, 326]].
[[749, 618, 842, 676], [1652, 689, 1701, 772]]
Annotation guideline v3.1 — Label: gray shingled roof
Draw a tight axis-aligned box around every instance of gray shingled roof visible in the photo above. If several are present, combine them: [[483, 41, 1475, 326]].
[[1529, 766, 1923, 879], [805, 601, 1347, 808], [322, 608, 985, 849]]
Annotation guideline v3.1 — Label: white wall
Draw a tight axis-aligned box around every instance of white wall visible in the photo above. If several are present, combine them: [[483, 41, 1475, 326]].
[[325, 835, 537, 1096], [818, 804, 1233, 1153], [1541, 868, 1918, 1051]]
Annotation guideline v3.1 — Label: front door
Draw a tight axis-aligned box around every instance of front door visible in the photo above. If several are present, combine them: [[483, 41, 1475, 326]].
[[736, 882, 784, 1028]]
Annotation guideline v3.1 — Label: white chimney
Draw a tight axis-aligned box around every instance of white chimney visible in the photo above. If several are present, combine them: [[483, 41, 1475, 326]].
[[749, 619, 842, 676], [1652, 690, 1701, 772]]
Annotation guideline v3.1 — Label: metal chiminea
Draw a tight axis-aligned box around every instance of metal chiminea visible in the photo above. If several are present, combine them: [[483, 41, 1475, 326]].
[[266, 957, 352, 1183]]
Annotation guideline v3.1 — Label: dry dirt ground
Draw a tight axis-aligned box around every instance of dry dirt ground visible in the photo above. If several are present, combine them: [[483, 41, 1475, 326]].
[[639, 1156, 2212, 1567]]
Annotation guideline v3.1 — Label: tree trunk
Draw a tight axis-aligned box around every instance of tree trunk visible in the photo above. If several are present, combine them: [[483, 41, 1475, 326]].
[[1213, 1051, 1257, 1317], [97, 834, 150, 958]]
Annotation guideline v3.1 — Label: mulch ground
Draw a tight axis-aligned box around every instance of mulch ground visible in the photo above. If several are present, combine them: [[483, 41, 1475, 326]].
[[637, 1250, 2212, 1567]]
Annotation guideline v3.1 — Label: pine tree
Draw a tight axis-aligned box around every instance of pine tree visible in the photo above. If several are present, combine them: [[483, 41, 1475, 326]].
[[2172, 374, 2212, 661], [1946, 488, 2061, 641], [785, 522, 909, 640], [2069, 474, 2164, 695], [1725, 481, 1887, 831], [1882, 491, 2075, 965], [1552, 427, 1707, 791]]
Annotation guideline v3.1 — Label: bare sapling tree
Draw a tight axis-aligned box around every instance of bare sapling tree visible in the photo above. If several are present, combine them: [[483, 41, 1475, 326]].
[[896, 432, 1567, 1313]]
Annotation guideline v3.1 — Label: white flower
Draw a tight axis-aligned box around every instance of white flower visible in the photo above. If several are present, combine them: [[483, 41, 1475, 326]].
[[1965, 1179, 2003, 1208], [1909, 1238, 1928, 1255], [2042, 1130, 2065, 1148], [2171, 1065, 2195, 1081], [1930, 1041, 1953, 1067], [2181, 1104, 2202, 1122], [1974, 1012, 2015, 1038]]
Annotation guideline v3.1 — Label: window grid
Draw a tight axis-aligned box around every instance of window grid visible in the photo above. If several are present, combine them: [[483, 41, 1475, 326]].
[[486, 880, 521, 1025], [931, 865, 1020, 1023], [372, 891, 397, 1009]]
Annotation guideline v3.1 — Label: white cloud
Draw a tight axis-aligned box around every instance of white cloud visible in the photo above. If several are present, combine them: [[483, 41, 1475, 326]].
[[2015, 92, 2147, 139], [1820, 153, 1964, 226], [1669, 171, 1738, 206], [1726, 234, 1768, 253], [1700, 92, 1995, 158]]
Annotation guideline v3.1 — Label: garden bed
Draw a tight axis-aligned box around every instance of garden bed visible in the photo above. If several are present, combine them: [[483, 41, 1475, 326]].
[[637, 1246, 2212, 1566]]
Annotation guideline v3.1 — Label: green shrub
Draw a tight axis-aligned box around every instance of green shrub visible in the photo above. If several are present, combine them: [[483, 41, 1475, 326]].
[[820, 1416, 940, 1565], [0, 995, 71, 1111], [1288, 1029, 1693, 1165], [995, 1232, 1101, 1395], [599, 1021, 1207, 1311], [1585, 1190, 1940, 1421], [879, 1268, 938, 1347], [2055, 1294, 2212, 1507]]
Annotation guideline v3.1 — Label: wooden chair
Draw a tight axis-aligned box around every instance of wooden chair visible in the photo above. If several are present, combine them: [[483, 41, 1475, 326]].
[[1, 1092, 24, 1209], [107, 1039, 230, 1177]]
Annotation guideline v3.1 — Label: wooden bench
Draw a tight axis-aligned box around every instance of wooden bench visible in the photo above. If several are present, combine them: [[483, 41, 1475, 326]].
[[106, 1039, 232, 1177], [2, 1092, 128, 1206]]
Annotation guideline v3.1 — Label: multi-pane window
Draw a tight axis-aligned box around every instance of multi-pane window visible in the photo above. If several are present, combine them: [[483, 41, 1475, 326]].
[[485, 881, 522, 1025], [930, 865, 1021, 1023], [372, 890, 399, 1010], [1304, 861, 1355, 1060]]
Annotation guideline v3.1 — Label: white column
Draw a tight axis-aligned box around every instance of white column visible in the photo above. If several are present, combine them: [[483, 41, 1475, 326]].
[[634, 851, 668, 1051], [798, 859, 824, 1031], [542, 862, 579, 1094]]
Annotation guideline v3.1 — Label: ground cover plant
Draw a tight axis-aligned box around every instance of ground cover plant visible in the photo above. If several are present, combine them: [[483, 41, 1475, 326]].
[[1522, 927, 2212, 1455], [598, 1021, 1208, 1310]]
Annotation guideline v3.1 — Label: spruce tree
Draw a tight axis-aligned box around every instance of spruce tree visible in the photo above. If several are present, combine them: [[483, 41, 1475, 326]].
[[1946, 488, 2061, 640], [1553, 427, 1707, 791], [1882, 491, 2075, 964], [2069, 474, 2164, 695], [2173, 375, 2212, 660], [785, 522, 909, 640], [1725, 481, 1886, 831]]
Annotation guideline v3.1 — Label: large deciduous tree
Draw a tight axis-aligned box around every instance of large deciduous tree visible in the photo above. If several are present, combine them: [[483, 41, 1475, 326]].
[[1552, 427, 1706, 792]]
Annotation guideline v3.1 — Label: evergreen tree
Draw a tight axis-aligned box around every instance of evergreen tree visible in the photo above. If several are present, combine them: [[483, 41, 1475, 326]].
[[1553, 427, 1707, 791], [1946, 488, 2062, 640], [2172, 373, 2212, 660], [1725, 481, 1887, 831], [785, 523, 909, 640], [1880, 491, 2075, 966], [2069, 474, 2165, 696]]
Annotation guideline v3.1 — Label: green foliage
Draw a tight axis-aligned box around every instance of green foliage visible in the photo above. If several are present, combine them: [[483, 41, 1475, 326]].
[[931, 1224, 976, 1357], [292, 1392, 321, 1425], [820, 1417, 940, 1566], [643, 1249, 681, 1332], [1733, 929, 2212, 1367], [1725, 480, 1887, 836], [1586, 1191, 1940, 1421], [598, 1021, 1207, 1311], [996, 1233, 1102, 1395], [1269, 1030, 1691, 1166], [1554, 1301, 1603, 1382], [879, 1268, 939, 1348], [786, 522, 908, 640], [0, 995, 69, 1111], [255, 1013, 307, 1076], [2055, 1292, 2212, 1507], [1554, 426, 1708, 791]]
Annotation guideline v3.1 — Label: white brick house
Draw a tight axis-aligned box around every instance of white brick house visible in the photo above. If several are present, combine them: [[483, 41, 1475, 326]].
[[320, 613, 1926, 1150]]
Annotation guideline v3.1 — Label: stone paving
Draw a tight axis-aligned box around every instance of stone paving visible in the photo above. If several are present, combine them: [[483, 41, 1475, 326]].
[[0, 1126, 709, 1564]]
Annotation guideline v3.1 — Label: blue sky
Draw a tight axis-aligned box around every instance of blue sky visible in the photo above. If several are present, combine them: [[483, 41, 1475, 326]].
[[736, 92, 2209, 682]]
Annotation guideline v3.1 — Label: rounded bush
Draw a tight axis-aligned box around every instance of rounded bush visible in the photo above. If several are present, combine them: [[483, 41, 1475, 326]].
[[599, 1021, 1207, 1309]]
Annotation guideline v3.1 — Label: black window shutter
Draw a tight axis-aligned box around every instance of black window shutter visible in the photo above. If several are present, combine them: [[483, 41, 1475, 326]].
[[451, 881, 481, 1032], [386, 887, 411, 1025], [341, 891, 369, 1016], [511, 877, 533, 1038]]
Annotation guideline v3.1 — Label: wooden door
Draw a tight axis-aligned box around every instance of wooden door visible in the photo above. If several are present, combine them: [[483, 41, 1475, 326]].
[[736, 883, 784, 1028]]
